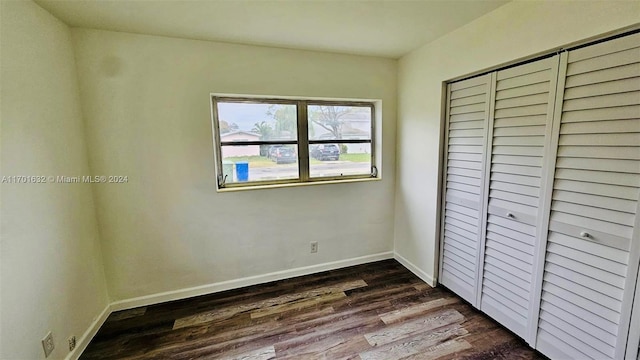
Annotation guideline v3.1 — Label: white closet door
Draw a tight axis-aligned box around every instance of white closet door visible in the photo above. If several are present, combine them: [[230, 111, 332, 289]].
[[440, 74, 493, 304], [536, 32, 640, 360], [479, 57, 559, 339], [626, 266, 640, 360]]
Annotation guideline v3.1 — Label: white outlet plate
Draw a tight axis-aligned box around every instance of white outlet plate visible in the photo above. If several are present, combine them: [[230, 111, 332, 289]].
[[310, 241, 318, 253], [42, 331, 54, 358]]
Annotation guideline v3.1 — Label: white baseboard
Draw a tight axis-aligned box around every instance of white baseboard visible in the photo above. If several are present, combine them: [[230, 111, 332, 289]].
[[66, 303, 111, 360], [110, 251, 395, 312], [394, 252, 437, 287]]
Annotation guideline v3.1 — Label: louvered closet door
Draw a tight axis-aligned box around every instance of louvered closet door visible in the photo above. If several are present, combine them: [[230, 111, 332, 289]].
[[536, 33, 640, 360], [625, 264, 640, 360], [479, 57, 559, 339], [440, 74, 492, 304]]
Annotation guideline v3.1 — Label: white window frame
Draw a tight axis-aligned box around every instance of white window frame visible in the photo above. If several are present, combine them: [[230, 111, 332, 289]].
[[210, 95, 378, 190]]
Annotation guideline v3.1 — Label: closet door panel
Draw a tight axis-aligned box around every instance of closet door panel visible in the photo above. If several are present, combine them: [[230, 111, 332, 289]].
[[440, 74, 493, 304], [626, 267, 640, 360], [479, 56, 559, 339], [536, 32, 640, 360]]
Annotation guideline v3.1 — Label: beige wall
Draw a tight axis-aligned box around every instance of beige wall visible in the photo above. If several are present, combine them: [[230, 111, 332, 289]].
[[0, 1, 110, 359], [394, 0, 640, 285], [71, 29, 397, 301]]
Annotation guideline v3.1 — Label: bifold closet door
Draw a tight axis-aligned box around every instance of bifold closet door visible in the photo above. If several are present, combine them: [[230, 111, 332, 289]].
[[535, 32, 640, 360], [477, 56, 559, 340], [628, 268, 640, 360], [440, 74, 493, 304]]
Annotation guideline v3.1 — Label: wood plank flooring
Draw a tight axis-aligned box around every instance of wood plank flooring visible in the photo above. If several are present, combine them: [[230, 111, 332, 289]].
[[81, 260, 546, 359]]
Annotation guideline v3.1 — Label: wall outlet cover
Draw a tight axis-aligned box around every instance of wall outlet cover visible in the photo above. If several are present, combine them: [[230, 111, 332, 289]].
[[42, 331, 54, 358]]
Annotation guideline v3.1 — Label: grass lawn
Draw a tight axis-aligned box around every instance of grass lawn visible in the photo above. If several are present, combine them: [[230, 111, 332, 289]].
[[224, 156, 274, 168], [339, 153, 370, 162]]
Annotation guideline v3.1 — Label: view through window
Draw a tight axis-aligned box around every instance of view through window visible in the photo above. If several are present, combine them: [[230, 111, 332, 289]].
[[212, 97, 375, 188]]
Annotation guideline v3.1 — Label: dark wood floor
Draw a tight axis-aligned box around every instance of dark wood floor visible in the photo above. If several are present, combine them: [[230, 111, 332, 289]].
[[81, 260, 545, 359]]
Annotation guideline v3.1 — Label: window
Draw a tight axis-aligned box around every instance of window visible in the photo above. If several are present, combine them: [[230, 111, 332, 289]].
[[211, 96, 377, 189]]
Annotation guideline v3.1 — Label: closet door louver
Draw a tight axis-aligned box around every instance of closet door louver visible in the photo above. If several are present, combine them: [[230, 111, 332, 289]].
[[440, 74, 493, 304], [535, 33, 640, 360], [478, 57, 559, 339]]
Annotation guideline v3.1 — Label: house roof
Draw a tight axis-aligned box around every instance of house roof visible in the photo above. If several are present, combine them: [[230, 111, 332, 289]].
[[220, 131, 261, 138]]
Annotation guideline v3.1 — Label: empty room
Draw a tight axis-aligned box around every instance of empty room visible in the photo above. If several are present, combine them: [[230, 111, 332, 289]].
[[1, 0, 639, 359]]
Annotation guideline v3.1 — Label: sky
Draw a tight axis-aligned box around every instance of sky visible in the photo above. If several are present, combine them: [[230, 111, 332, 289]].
[[217, 102, 293, 132]]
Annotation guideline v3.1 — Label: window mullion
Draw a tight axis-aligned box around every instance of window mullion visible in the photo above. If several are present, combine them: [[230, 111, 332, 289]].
[[297, 100, 310, 182]]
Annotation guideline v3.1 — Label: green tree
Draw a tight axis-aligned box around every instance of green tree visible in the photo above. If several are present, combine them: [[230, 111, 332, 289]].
[[252, 121, 273, 156], [252, 121, 273, 140], [308, 106, 352, 139], [219, 120, 239, 134], [219, 120, 231, 134], [267, 105, 296, 139]]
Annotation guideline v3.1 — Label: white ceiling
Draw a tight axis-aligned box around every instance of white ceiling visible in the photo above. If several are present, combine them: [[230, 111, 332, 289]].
[[35, 0, 509, 59]]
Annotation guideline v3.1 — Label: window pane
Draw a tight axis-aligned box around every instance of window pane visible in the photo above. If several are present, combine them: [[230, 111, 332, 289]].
[[307, 105, 371, 141], [217, 102, 297, 141], [221, 145, 298, 183], [309, 143, 371, 178]]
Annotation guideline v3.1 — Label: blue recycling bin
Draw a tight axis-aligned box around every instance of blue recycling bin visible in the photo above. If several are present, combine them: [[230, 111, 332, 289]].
[[235, 161, 249, 182]]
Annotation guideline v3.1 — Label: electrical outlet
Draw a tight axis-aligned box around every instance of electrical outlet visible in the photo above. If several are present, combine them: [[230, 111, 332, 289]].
[[310, 241, 318, 253], [42, 331, 54, 358], [68, 336, 76, 351]]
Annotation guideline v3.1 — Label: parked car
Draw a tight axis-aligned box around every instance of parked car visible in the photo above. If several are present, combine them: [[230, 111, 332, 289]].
[[269, 145, 297, 164], [311, 144, 340, 161]]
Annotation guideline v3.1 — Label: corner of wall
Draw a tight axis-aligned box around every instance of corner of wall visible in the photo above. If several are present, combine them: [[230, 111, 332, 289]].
[[0, 1, 111, 359], [394, 252, 436, 287], [67, 19, 112, 308]]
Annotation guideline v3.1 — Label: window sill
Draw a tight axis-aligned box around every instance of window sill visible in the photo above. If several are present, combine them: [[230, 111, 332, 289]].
[[216, 176, 382, 192]]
